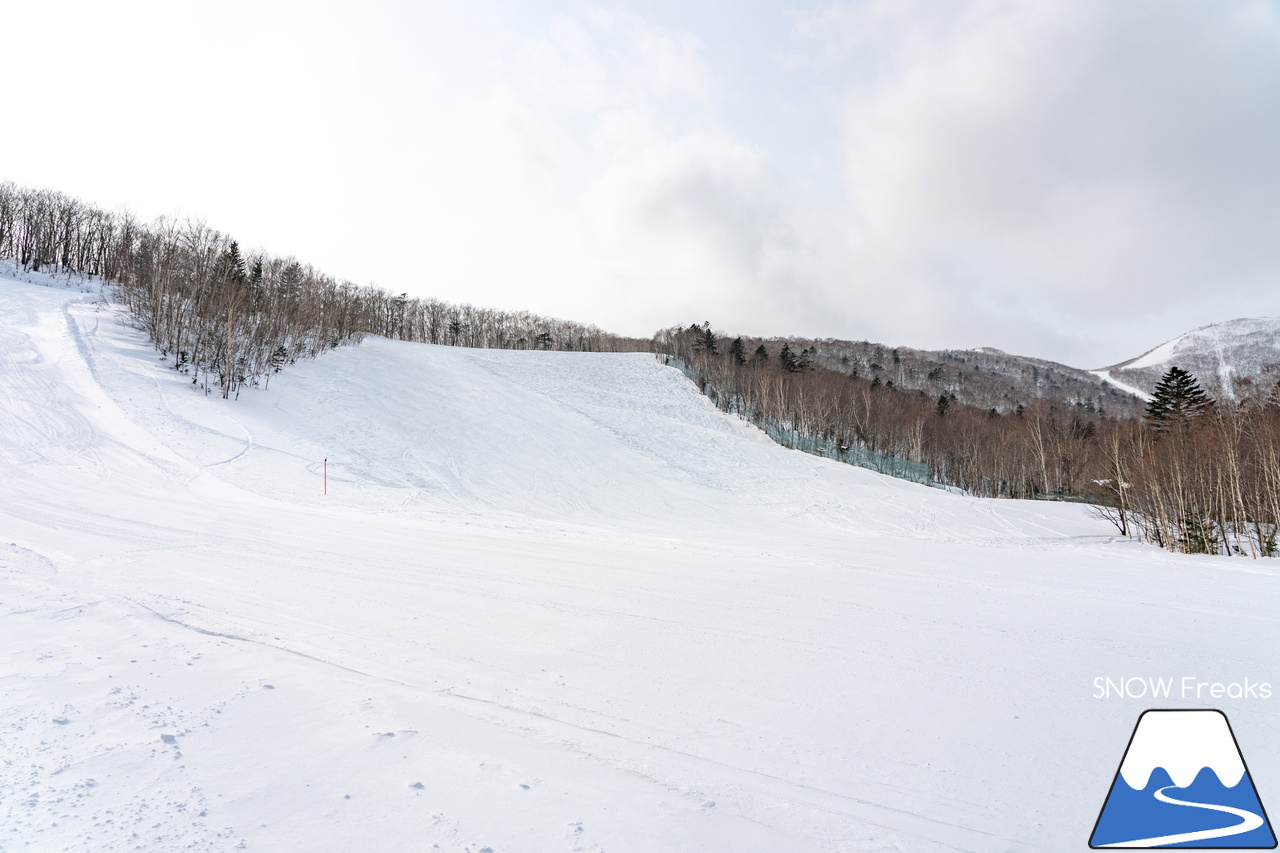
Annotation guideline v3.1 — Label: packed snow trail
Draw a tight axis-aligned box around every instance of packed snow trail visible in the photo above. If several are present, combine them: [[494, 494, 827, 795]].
[[2, 271, 1279, 852]]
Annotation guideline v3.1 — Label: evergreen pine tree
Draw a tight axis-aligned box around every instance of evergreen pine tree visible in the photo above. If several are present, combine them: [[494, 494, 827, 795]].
[[221, 240, 247, 284], [689, 322, 717, 354], [700, 323, 717, 355], [1146, 366, 1212, 430], [728, 336, 746, 365], [779, 343, 802, 372], [753, 344, 769, 363], [280, 261, 303, 298]]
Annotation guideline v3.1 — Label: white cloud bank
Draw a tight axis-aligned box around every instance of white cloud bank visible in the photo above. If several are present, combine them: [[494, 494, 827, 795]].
[[3, 0, 1279, 365]]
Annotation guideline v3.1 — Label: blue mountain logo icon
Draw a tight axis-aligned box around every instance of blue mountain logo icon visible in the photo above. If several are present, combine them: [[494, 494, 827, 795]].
[[1091, 709, 1276, 848]]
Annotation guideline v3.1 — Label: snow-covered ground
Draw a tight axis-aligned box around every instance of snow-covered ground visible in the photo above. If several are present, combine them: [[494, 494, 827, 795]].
[[3, 271, 1279, 852]]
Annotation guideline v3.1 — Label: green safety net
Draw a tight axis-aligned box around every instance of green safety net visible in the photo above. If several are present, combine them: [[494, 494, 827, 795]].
[[661, 355, 943, 489]]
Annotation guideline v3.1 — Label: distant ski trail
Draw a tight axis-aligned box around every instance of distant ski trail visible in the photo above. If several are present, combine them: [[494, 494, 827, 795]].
[[1099, 785, 1264, 847], [1091, 369, 1153, 402]]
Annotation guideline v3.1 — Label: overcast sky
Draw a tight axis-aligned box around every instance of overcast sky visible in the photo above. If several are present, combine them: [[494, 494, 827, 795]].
[[5, 0, 1280, 366]]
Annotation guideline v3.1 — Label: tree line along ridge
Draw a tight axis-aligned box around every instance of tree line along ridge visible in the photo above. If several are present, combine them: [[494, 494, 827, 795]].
[[0, 182, 652, 400]]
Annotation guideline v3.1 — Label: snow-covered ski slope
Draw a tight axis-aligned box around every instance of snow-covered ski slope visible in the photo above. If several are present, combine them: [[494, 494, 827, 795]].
[[3, 272, 1279, 853]]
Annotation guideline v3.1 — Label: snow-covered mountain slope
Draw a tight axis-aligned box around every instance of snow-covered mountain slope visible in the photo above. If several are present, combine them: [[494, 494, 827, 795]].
[[1099, 317, 1280, 398], [4, 273, 1280, 852]]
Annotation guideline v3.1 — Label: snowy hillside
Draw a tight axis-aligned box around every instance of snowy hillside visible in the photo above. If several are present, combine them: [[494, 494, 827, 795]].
[[1099, 317, 1280, 398], [4, 271, 1280, 852]]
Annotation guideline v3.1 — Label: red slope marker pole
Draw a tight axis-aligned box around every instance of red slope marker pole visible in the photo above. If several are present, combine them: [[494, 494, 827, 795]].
[[324, 457, 327, 496]]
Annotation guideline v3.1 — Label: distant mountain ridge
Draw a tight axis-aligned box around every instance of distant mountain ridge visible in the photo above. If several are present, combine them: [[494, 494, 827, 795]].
[[738, 334, 1148, 418], [1099, 317, 1280, 399], [741, 316, 1280, 419]]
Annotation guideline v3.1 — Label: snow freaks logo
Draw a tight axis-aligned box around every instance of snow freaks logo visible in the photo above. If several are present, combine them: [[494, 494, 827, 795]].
[[1093, 676, 1273, 700], [1089, 710, 1276, 848]]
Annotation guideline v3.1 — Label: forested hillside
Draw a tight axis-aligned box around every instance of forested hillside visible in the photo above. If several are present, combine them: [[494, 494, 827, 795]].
[[659, 323, 1280, 557], [0, 182, 651, 398], [728, 333, 1145, 418]]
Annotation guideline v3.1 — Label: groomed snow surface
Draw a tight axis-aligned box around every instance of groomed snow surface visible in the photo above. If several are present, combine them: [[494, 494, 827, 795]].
[[3, 271, 1279, 852]]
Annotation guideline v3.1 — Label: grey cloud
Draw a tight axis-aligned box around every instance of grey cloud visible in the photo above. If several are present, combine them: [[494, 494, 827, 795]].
[[812, 0, 1280, 364]]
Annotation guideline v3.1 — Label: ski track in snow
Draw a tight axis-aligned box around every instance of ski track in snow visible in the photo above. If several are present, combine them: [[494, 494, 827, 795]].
[[3, 271, 1280, 852], [1090, 369, 1154, 402]]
